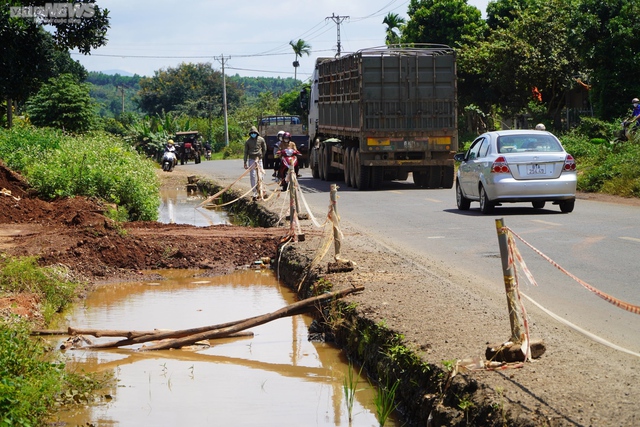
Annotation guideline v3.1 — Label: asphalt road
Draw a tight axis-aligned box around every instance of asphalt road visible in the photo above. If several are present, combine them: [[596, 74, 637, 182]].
[[186, 158, 640, 355]]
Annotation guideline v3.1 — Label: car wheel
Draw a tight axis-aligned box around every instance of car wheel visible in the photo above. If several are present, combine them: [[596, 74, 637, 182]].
[[456, 181, 471, 210], [559, 200, 575, 213], [479, 186, 494, 214], [532, 201, 546, 209]]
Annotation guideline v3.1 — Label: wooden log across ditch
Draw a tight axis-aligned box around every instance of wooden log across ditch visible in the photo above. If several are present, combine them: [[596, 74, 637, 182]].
[[33, 286, 363, 351]]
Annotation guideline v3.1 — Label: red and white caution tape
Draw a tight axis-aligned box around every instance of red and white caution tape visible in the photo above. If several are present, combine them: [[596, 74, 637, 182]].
[[503, 227, 640, 316]]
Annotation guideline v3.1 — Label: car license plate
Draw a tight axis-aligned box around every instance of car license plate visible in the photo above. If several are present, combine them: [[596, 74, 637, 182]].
[[527, 164, 546, 175]]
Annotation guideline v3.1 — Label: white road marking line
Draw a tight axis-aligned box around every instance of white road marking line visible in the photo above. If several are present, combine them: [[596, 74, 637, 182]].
[[424, 198, 442, 203], [620, 236, 640, 243], [530, 219, 562, 226], [428, 236, 445, 239], [389, 190, 403, 194]]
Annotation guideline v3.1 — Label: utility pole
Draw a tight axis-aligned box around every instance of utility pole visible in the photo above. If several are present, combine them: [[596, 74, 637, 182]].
[[216, 55, 230, 147], [326, 13, 349, 56]]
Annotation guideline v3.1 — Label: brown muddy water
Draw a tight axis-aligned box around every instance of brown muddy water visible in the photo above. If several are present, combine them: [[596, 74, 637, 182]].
[[49, 269, 400, 426], [158, 187, 229, 226]]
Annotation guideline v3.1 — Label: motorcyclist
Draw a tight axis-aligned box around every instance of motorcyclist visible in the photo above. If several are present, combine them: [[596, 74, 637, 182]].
[[281, 132, 301, 177], [624, 98, 640, 128], [277, 140, 301, 191]]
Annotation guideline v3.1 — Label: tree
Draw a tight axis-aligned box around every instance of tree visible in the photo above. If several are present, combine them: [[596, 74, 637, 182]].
[[0, 1, 109, 127], [289, 39, 311, 81], [569, 0, 640, 120], [136, 62, 241, 117], [402, 0, 487, 47], [382, 13, 406, 45], [26, 74, 97, 133], [458, 0, 580, 127]]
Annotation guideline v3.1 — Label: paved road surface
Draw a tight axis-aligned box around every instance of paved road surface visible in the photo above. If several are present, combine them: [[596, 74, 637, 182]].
[[185, 159, 640, 356]]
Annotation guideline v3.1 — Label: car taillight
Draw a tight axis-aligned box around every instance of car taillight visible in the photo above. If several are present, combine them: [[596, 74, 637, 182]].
[[563, 154, 576, 172], [491, 156, 510, 173]]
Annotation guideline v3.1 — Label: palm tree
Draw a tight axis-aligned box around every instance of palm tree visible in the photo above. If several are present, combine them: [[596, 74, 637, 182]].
[[383, 13, 406, 46], [289, 39, 312, 81]]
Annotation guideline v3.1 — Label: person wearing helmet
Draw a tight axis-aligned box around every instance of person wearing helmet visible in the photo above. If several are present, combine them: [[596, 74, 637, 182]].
[[281, 132, 301, 177], [273, 130, 286, 177], [535, 123, 546, 131], [625, 98, 640, 130], [244, 126, 267, 199]]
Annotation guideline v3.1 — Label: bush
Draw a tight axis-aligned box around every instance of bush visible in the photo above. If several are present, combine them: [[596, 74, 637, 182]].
[[0, 318, 106, 427], [0, 126, 160, 221], [222, 140, 244, 159], [0, 320, 65, 426]]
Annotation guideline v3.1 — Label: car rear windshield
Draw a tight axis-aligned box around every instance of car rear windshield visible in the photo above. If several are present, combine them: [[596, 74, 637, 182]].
[[497, 135, 563, 153]]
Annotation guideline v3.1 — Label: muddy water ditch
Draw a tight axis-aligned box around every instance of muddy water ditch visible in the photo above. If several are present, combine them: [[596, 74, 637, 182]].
[[194, 179, 505, 427], [158, 186, 229, 226], [49, 269, 399, 426]]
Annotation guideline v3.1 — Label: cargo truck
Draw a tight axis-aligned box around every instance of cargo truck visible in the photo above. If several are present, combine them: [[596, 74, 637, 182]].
[[307, 45, 458, 190]]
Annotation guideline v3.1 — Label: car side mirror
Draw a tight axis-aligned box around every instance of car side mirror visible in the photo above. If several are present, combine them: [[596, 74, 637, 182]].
[[454, 153, 466, 162]]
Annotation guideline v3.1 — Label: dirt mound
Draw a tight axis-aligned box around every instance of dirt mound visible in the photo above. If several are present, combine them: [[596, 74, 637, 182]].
[[0, 163, 281, 282]]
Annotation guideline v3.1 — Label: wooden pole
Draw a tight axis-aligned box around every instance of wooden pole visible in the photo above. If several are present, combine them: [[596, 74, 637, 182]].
[[143, 286, 364, 351], [495, 218, 522, 342], [330, 184, 341, 259]]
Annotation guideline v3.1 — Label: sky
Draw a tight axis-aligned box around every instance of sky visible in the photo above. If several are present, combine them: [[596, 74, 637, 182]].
[[72, 0, 490, 81]]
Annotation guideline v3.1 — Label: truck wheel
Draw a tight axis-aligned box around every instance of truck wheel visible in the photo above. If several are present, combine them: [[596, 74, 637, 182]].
[[371, 166, 383, 190], [348, 149, 357, 187], [195, 153, 201, 164], [343, 147, 352, 186], [318, 145, 326, 180], [311, 152, 320, 179], [413, 171, 425, 188], [354, 149, 370, 190], [441, 166, 454, 189], [322, 145, 335, 181], [427, 166, 441, 188]]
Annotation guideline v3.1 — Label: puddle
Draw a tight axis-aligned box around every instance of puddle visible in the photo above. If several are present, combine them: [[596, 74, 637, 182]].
[[158, 187, 228, 226], [49, 270, 399, 426]]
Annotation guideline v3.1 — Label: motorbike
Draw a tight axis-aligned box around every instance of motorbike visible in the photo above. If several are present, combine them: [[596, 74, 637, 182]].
[[277, 148, 300, 191], [162, 146, 177, 172], [205, 147, 212, 160]]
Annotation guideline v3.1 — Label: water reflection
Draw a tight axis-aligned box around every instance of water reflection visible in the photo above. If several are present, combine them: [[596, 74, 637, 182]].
[[49, 270, 398, 426], [158, 187, 228, 226]]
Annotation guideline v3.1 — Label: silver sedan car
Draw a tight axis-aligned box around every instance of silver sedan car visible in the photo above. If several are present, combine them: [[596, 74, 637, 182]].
[[454, 130, 577, 214]]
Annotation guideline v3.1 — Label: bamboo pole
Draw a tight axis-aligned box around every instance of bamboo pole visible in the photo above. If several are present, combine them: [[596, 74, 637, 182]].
[[495, 218, 522, 342], [143, 286, 364, 351], [330, 184, 341, 259]]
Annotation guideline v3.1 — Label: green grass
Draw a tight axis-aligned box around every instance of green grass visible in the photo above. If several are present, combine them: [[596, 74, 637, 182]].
[[373, 378, 400, 426], [0, 254, 108, 427], [343, 362, 366, 422], [0, 319, 107, 427], [0, 255, 79, 323]]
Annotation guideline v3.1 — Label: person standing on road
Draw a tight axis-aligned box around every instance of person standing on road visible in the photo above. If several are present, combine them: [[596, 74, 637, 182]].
[[244, 126, 267, 199]]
